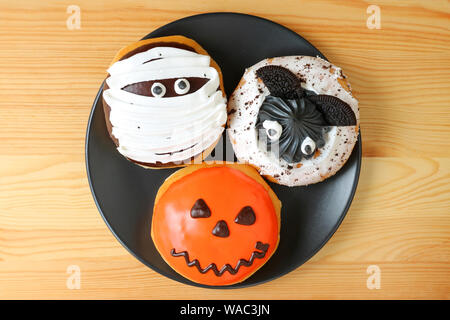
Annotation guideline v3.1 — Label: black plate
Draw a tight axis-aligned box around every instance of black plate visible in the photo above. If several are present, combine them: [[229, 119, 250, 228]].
[[86, 12, 361, 288]]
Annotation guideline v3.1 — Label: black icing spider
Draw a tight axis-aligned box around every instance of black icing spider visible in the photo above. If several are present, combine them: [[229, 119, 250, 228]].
[[255, 65, 357, 164]]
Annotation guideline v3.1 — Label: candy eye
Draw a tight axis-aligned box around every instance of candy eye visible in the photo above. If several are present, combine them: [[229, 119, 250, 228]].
[[262, 120, 282, 141], [235, 206, 256, 225], [190, 199, 211, 218], [151, 82, 166, 97], [301, 137, 316, 155], [174, 78, 190, 95]]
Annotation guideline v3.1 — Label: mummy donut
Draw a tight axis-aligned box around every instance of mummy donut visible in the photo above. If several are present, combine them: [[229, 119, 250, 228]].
[[151, 163, 281, 286], [227, 56, 360, 186], [102, 36, 227, 168]]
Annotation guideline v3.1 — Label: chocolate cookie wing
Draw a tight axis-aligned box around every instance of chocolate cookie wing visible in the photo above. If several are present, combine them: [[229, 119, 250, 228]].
[[307, 95, 357, 126], [255, 65, 304, 99]]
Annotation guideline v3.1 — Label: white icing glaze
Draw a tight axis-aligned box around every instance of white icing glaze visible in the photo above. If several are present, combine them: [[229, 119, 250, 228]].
[[103, 46, 227, 164], [227, 56, 360, 186]]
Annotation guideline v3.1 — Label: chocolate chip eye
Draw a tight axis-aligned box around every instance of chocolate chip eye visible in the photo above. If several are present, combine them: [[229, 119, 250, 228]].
[[301, 137, 316, 155], [151, 82, 166, 97], [212, 220, 229, 237], [234, 206, 256, 225], [190, 199, 211, 218], [174, 78, 190, 95]]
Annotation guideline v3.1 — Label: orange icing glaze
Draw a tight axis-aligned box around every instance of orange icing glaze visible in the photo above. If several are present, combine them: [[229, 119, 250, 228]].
[[152, 167, 279, 286]]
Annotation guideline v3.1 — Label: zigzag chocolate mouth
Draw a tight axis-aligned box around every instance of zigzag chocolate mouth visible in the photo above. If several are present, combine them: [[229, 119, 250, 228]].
[[170, 241, 270, 277]]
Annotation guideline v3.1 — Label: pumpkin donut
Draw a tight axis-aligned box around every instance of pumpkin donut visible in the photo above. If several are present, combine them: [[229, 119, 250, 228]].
[[102, 36, 227, 168], [151, 163, 281, 286], [227, 56, 360, 186]]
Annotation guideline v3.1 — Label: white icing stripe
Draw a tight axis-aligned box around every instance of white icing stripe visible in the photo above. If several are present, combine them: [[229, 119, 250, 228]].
[[111, 111, 226, 151], [103, 90, 224, 116], [113, 122, 225, 153], [110, 101, 226, 135], [107, 47, 201, 75], [106, 66, 218, 90], [117, 128, 223, 163], [104, 46, 226, 164], [116, 56, 211, 74]]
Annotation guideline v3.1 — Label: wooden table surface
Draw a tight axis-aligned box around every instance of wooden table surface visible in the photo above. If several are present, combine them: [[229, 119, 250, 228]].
[[0, 0, 449, 300]]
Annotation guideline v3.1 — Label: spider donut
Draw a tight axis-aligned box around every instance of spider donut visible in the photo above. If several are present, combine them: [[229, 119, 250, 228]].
[[151, 163, 281, 286], [227, 56, 360, 186], [102, 36, 227, 168]]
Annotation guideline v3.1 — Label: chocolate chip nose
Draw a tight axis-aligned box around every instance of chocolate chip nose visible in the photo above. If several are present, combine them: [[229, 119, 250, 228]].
[[212, 220, 229, 238]]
